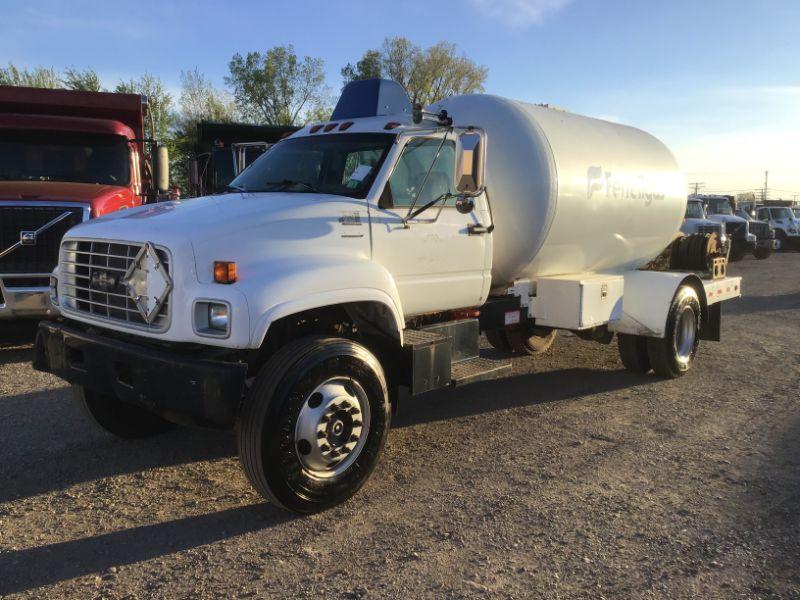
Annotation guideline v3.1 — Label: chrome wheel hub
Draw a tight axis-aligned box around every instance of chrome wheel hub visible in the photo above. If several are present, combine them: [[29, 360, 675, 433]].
[[675, 307, 697, 363], [294, 377, 371, 479]]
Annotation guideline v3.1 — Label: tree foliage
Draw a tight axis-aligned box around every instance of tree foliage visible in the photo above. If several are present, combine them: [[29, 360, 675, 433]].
[[114, 74, 175, 142], [179, 68, 237, 124], [62, 67, 103, 91], [0, 63, 61, 88], [342, 37, 488, 106], [226, 45, 330, 126]]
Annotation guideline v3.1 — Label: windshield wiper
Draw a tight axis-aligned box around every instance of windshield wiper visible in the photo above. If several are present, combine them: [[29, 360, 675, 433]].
[[222, 184, 246, 194], [264, 179, 321, 194]]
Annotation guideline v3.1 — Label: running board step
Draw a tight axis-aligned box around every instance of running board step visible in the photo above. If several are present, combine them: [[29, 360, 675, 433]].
[[451, 357, 511, 387]]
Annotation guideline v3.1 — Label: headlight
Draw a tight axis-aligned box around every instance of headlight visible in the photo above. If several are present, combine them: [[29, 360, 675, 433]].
[[49, 275, 59, 307], [209, 304, 229, 330], [193, 300, 231, 337]]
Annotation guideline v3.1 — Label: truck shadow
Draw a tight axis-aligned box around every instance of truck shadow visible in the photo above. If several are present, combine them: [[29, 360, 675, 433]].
[[0, 388, 237, 504], [395, 366, 651, 428], [0, 502, 295, 596]]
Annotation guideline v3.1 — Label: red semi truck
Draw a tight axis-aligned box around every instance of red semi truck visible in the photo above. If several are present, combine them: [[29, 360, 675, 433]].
[[0, 85, 170, 320]]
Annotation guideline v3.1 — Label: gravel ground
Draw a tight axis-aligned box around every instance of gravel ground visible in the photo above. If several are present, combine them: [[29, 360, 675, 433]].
[[1, 254, 798, 599]]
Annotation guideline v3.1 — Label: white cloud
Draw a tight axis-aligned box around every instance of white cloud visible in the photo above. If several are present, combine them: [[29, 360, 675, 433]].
[[468, 0, 572, 27]]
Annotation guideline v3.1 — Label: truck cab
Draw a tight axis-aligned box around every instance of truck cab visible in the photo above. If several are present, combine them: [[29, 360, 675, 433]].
[[755, 205, 800, 251], [0, 86, 169, 320], [681, 199, 725, 242], [699, 195, 756, 261]]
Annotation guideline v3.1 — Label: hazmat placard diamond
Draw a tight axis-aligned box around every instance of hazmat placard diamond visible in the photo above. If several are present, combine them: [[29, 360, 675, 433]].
[[122, 242, 172, 323]]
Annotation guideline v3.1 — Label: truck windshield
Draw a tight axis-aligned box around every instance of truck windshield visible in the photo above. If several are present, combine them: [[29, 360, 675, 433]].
[[0, 129, 130, 186], [706, 199, 732, 215], [770, 207, 793, 220], [685, 202, 705, 219], [229, 133, 394, 199]]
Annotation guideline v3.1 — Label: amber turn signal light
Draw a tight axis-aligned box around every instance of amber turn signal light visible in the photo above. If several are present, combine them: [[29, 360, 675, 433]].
[[214, 261, 237, 284]]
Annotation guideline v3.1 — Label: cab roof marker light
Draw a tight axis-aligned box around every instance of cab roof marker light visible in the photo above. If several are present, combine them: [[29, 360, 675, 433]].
[[309, 124, 324, 133], [324, 123, 339, 132], [384, 122, 402, 130], [339, 121, 354, 131]]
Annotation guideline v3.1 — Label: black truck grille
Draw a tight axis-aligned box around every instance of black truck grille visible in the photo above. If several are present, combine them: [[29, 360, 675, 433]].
[[724, 221, 747, 240], [0, 205, 86, 274], [748, 221, 771, 240]]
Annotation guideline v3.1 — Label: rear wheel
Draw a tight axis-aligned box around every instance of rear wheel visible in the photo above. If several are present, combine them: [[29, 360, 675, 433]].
[[74, 385, 176, 439], [617, 333, 651, 373], [484, 329, 512, 353], [238, 337, 391, 514], [775, 231, 786, 251], [646, 286, 701, 378], [505, 325, 557, 356]]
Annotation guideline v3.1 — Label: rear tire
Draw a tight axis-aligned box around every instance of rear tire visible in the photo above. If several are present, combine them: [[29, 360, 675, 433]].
[[238, 337, 391, 514], [74, 385, 176, 439], [617, 333, 651, 373], [506, 326, 557, 356], [484, 329, 512, 353], [646, 286, 701, 379]]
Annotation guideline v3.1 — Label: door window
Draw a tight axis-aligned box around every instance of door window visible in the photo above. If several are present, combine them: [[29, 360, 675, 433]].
[[384, 138, 456, 208]]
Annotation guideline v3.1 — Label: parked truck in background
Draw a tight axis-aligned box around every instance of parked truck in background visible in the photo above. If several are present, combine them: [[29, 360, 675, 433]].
[[756, 204, 800, 251], [187, 121, 298, 197], [34, 80, 742, 513], [694, 194, 766, 261], [0, 85, 170, 320], [733, 209, 776, 259]]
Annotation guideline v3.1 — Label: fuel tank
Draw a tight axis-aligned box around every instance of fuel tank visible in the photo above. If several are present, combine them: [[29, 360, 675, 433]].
[[433, 95, 686, 288]]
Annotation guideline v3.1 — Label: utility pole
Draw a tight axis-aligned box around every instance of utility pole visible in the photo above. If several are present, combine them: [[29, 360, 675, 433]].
[[763, 170, 769, 203], [688, 182, 705, 195]]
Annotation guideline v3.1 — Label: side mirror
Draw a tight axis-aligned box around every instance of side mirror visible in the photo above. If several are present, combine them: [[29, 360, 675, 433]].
[[455, 132, 484, 194], [155, 145, 170, 194]]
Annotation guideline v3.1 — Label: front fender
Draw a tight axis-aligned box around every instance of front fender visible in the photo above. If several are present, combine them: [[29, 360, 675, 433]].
[[245, 256, 405, 348]]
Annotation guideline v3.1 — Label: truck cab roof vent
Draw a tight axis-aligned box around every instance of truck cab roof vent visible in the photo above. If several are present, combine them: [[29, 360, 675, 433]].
[[330, 79, 412, 121]]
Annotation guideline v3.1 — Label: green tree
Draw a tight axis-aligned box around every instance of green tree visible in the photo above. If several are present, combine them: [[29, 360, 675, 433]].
[[340, 49, 382, 85], [342, 38, 488, 106], [226, 45, 329, 126], [62, 67, 103, 92], [114, 73, 175, 141], [178, 68, 237, 124], [0, 63, 61, 88]]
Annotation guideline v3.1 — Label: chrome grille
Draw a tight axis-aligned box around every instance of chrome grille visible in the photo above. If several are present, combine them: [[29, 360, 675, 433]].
[[59, 239, 171, 331]]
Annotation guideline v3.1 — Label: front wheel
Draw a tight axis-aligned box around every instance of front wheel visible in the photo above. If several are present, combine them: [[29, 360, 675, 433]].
[[753, 245, 772, 260], [646, 286, 701, 378], [728, 244, 746, 262], [75, 385, 176, 439], [238, 337, 391, 514]]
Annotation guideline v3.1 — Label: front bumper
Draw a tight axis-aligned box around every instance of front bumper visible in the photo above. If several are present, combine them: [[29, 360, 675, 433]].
[[0, 278, 58, 320], [33, 321, 248, 429]]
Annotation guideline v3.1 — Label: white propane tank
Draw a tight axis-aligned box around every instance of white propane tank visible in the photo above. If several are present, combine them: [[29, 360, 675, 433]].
[[432, 95, 687, 289]]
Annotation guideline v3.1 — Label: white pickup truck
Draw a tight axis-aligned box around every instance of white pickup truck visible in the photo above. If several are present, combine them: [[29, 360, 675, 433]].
[[34, 79, 742, 513]]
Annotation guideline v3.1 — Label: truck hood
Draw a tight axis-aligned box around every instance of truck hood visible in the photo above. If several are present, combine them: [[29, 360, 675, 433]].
[[65, 191, 372, 283], [0, 181, 135, 215], [706, 214, 746, 225]]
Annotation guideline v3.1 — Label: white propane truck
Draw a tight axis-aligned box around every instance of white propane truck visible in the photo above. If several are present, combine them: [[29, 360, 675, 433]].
[[34, 79, 741, 513]]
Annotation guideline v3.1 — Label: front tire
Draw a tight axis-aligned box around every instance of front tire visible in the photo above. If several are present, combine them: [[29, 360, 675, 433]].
[[753, 245, 772, 260], [646, 286, 701, 379], [74, 385, 176, 439], [238, 337, 391, 514], [728, 244, 746, 262]]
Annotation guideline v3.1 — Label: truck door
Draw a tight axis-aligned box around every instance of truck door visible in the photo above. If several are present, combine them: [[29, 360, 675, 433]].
[[370, 135, 491, 316]]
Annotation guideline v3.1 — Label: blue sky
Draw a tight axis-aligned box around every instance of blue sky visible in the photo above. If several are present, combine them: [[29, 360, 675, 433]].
[[2, 0, 799, 196]]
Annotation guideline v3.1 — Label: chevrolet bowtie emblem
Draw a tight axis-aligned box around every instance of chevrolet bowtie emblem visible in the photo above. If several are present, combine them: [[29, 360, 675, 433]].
[[20, 231, 37, 245]]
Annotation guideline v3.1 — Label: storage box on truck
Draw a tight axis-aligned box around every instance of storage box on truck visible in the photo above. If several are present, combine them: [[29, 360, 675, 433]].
[[0, 85, 171, 320], [34, 79, 742, 513]]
